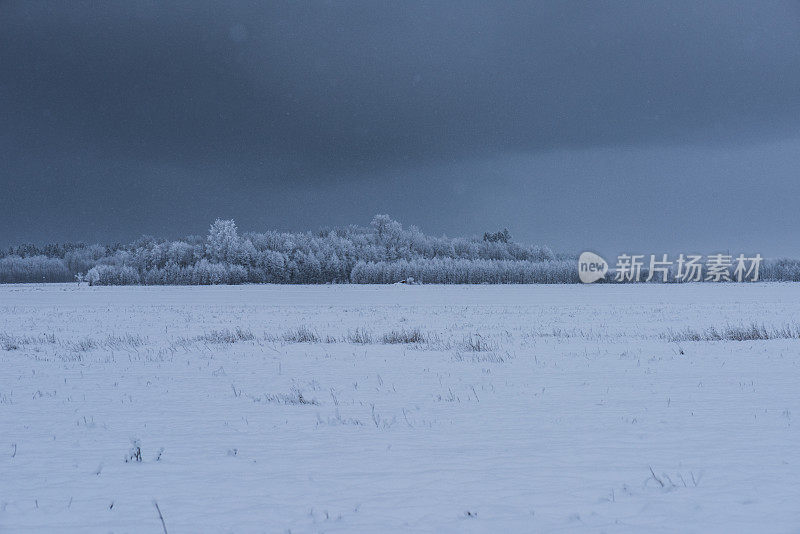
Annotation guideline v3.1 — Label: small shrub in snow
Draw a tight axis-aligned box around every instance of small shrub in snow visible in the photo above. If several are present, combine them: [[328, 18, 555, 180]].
[[126, 439, 142, 463]]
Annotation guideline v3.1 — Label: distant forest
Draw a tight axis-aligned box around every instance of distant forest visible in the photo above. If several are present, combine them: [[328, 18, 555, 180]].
[[1, 216, 798, 284], [0, 216, 575, 284]]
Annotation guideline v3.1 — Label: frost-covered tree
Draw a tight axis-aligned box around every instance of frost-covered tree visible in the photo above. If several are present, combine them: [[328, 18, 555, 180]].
[[371, 214, 402, 243], [86, 264, 140, 286], [0, 256, 72, 283], [206, 219, 240, 264], [483, 229, 511, 243]]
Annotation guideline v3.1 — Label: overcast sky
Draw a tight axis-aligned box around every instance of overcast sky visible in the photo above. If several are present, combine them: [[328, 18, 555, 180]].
[[2, 1, 799, 256]]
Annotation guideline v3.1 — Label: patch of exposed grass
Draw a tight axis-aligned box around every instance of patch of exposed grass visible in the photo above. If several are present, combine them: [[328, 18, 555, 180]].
[[0, 333, 57, 351], [663, 323, 800, 342], [0, 334, 23, 351], [64, 337, 98, 352], [195, 328, 255, 344], [276, 326, 320, 344], [459, 334, 497, 352], [255, 387, 319, 405], [104, 333, 146, 349], [380, 328, 428, 344], [345, 327, 373, 344]]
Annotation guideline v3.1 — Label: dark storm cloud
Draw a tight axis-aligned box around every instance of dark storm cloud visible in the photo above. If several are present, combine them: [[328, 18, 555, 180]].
[[2, 1, 800, 250], [4, 1, 800, 166]]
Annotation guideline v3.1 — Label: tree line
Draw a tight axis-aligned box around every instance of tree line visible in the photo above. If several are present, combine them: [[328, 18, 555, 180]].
[[2, 215, 797, 284], [1, 215, 565, 285]]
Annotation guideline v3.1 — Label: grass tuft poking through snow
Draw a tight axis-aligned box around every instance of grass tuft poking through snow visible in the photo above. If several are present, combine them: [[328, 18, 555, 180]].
[[459, 333, 497, 352], [275, 326, 321, 344], [380, 328, 429, 344], [345, 327, 374, 344], [195, 328, 255, 344], [663, 322, 800, 342]]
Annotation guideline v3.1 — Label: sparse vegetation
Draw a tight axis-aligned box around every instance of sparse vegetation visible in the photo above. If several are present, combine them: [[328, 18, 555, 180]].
[[195, 328, 255, 344], [380, 328, 429, 344], [126, 440, 142, 463], [663, 323, 800, 342], [256, 387, 318, 405], [459, 334, 497, 352], [0, 333, 56, 351], [345, 328, 374, 344], [277, 326, 321, 344]]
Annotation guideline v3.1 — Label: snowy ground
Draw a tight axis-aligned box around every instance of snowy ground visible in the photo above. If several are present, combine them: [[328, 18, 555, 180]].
[[1, 283, 799, 533]]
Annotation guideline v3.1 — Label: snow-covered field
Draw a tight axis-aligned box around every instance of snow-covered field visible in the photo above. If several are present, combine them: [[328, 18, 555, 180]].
[[1, 283, 799, 533]]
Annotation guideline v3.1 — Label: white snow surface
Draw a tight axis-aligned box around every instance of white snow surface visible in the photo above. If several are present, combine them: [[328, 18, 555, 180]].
[[1, 283, 799, 533]]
